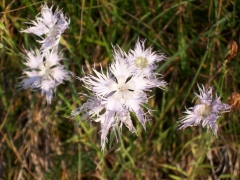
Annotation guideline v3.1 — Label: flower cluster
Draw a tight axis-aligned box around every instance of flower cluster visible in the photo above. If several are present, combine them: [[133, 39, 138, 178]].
[[71, 39, 167, 150], [19, 3, 71, 104], [178, 84, 231, 136], [18, 3, 233, 151]]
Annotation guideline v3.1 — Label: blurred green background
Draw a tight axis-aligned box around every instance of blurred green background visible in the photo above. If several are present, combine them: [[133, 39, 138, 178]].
[[1, 0, 240, 179]]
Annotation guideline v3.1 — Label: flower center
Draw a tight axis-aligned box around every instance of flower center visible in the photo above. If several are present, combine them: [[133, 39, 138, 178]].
[[39, 61, 53, 80], [194, 104, 212, 117], [117, 77, 127, 92], [49, 26, 58, 36], [135, 56, 148, 69]]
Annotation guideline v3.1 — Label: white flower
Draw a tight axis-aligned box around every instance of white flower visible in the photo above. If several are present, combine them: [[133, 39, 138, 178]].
[[71, 95, 137, 150], [178, 84, 231, 135], [21, 3, 70, 50], [19, 48, 71, 104], [83, 58, 153, 113], [124, 38, 166, 79], [71, 95, 105, 122], [72, 57, 155, 150], [113, 39, 167, 89], [72, 40, 167, 150]]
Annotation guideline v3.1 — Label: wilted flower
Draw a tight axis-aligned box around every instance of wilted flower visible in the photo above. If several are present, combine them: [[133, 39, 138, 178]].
[[21, 3, 70, 50], [225, 40, 238, 61], [178, 84, 231, 136], [227, 92, 240, 111], [19, 48, 71, 104]]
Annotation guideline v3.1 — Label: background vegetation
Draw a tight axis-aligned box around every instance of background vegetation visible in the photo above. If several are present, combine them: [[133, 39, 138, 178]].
[[1, 0, 240, 179]]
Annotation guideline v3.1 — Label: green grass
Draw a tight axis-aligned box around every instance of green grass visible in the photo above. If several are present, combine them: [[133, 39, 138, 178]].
[[1, 0, 240, 179]]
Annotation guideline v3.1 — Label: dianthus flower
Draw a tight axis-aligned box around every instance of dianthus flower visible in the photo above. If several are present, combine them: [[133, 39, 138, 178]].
[[72, 39, 167, 150], [19, 48, 71, 104], [178, 84, 231, 135], [72, 54, 167, 150], [123, 38, 166, 79], [21, 3, 70, 50]]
